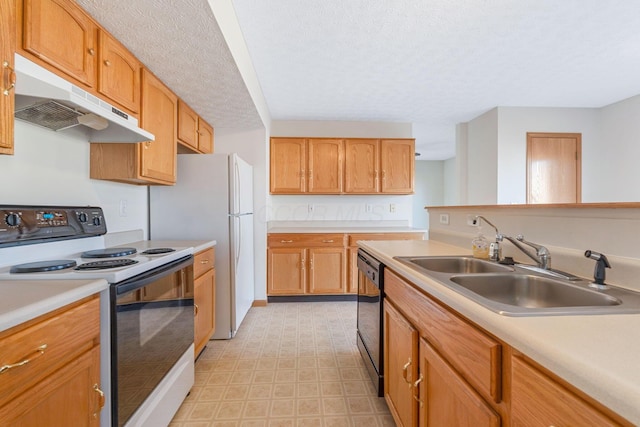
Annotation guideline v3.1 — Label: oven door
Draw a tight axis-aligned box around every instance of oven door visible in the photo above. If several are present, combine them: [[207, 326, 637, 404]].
[[110, 255, 194, 427]]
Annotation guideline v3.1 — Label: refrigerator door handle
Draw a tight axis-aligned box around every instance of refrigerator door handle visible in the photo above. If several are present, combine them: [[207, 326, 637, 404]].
[[235, 161, 241, 214], [235, 216, 241, 266]]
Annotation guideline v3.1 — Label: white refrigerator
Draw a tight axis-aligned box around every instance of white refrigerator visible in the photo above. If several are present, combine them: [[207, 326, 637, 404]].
[[149, 153, 255, 339]]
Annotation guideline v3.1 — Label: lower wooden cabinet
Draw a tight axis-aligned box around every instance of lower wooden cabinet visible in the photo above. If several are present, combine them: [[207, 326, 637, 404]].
[[308, 247, 346, 294], [0, 0, 15, 155], [194, 247, 216, 357], [0, 296, 104, 425]]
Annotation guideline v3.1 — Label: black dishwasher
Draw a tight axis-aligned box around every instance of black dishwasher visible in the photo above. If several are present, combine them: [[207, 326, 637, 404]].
[[356, 248, 384, 396]]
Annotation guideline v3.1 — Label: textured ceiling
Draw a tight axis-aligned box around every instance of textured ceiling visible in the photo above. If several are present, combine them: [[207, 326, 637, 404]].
[[76, 1, 640, 160], [76, 0, 264, 130]]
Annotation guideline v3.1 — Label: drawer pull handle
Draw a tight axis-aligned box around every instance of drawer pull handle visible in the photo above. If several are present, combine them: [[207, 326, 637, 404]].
[[280, 240, 294, 243], [200, 259, 209, 264], [93, 384, 105, 408], [402, 358, 412, 385], [0, 344, 48, 374], [322, 239, 334, 243], [2, 60, 16, 96]]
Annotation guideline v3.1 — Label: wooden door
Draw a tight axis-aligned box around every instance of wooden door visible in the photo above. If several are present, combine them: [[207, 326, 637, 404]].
[[308, 247, 346, 294], [308, 138, 344, 193], [384, 301, 419, 427], [22, 0, 96, 88], [381, 139, 415, 194], [267, 248, 306, 295], [0, 346, 102, 426], [270, 138, 307, 193], [140, 69, 177, 184], [344, 139, 380, 193], [198, 119, 214, 153], [527, 132, 581, 204], [177, 99, 199, 151], [194, 269, 215, 356], [0, 0, 15, 155], [98, 30, 140, 114], [511, 355, 627, 427], [418, 338, 500, 427]]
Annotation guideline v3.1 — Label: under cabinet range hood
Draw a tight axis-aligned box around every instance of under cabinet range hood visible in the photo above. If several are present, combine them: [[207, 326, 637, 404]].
[[13, 54, 154, 142]]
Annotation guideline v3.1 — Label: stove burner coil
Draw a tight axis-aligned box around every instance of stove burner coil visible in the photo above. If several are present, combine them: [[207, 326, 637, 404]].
[[141, 248, 176, 255], [82, 247, 137, 258], [75, 259, 139, 270], [10, 260, 78, 273]]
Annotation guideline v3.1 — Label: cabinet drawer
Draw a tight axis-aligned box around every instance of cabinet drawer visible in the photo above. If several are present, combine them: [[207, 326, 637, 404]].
[[268, 233, 345, 247], [384, 269, 502, 403], [0, 296, 100, 405], [347, 232, 424, 246], [194, 247, 215, 279]]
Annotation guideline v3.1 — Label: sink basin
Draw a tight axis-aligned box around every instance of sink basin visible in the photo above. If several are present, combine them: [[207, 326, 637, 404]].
[[449, 274, 621, 309], [395, 256, 515, 274]]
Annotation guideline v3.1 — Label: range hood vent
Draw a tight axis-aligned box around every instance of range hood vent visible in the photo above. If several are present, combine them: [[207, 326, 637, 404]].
[[13, 54, 154, 143]]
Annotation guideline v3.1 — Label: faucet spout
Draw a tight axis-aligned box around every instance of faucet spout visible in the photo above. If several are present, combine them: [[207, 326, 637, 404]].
[[497, 234, 551, 269]]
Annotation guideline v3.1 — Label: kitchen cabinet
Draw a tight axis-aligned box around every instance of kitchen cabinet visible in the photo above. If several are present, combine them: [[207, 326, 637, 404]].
[[383, 268, 503, 426], [307, 138, 343, 193], [97, 30, 141, 114], [270, 137, 415, 194], [194, 247, 216, 357], [0, 296, 104, 425], [511, 353, 631, 427], [267, 233, 346, 295], [380, 139, 415, 194], [346, 232, 424, 293], [177, 100, 214, 154], [21, 0, 97, 89], [0, 0, 15, 155], [90, 68, 177, 185]]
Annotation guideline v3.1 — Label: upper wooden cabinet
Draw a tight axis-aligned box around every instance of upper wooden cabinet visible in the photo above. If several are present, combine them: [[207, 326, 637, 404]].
[[90, 69, 177, 185], [344, 139, 379, 193], [21, 0, 97, 88], [270, 137, 414, 194], [307, 138, 343, 193], [0, 0, 15, 155], [270, 137, 307, 193], [177, 100, 214, 154], [97, 30, 140, 114], [381, 139, 415, 194]]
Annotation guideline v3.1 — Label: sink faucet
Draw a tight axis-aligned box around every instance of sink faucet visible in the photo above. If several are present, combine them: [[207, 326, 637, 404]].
[[474, 216, 502, 261], [497, 234, 551, 269]]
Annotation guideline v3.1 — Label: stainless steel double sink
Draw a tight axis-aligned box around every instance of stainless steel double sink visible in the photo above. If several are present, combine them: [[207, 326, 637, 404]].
[[393, 256, 640, 316]]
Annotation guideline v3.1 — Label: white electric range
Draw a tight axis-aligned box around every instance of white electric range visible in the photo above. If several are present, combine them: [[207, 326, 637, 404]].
[[0, 205, 195, 427]]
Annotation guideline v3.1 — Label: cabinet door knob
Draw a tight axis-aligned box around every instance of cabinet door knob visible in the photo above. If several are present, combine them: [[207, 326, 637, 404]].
[[402, 358, 412, 385], [0, 344, 48, 374], [88, 48, 95, 56], [194, 304, 199, 316], [93, 384, 105, 408], [104, 59, 111, 67], [2, 60, 16, 96]]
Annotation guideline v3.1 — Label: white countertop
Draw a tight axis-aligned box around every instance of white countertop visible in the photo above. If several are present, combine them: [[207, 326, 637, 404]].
[[0, 279, 109, 332], [268, 226, 426, 234], [359, 239, 640, 425]]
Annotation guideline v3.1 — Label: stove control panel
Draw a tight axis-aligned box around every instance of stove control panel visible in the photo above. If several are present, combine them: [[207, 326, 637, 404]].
[[0, 205, 107, 248]]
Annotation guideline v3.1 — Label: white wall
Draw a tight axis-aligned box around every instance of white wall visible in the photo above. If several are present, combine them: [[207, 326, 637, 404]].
[[413, 160, 444, 228], [443, 157, 457, 206], [466, 109, 498, 205], [0, 121, 148, 235], [268, 120, 416, 225], [598, 95, 640, 202]]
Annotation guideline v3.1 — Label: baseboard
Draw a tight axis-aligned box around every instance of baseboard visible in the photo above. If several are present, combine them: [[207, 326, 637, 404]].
[[267, 295, 357, 303], [252, 300, 268, 307]]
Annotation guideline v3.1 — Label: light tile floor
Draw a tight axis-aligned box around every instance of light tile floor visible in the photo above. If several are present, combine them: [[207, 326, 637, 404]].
[[169, 301, 394, 427]]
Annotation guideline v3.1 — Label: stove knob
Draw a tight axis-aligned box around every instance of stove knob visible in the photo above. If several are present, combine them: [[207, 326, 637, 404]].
[[78, 212, 88, 223], [92, 217, 102, 226], [5, 213, 21, 227]]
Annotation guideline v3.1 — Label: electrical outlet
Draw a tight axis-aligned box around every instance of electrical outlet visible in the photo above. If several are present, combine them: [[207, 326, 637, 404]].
[[467, 214, 479, 226], [308, 204, 314, 213], [365, 204, 372, 213], [119, 199, 128, 217], [439, 213, 449, 225], [389, 203, 396, 213]]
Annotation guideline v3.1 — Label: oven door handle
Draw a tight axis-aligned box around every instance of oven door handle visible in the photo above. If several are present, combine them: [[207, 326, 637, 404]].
[[114, 255, 194, 295]]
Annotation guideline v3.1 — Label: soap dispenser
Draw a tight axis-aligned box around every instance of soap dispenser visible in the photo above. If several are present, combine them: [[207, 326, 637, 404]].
[[472, 228, 490, 259]]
